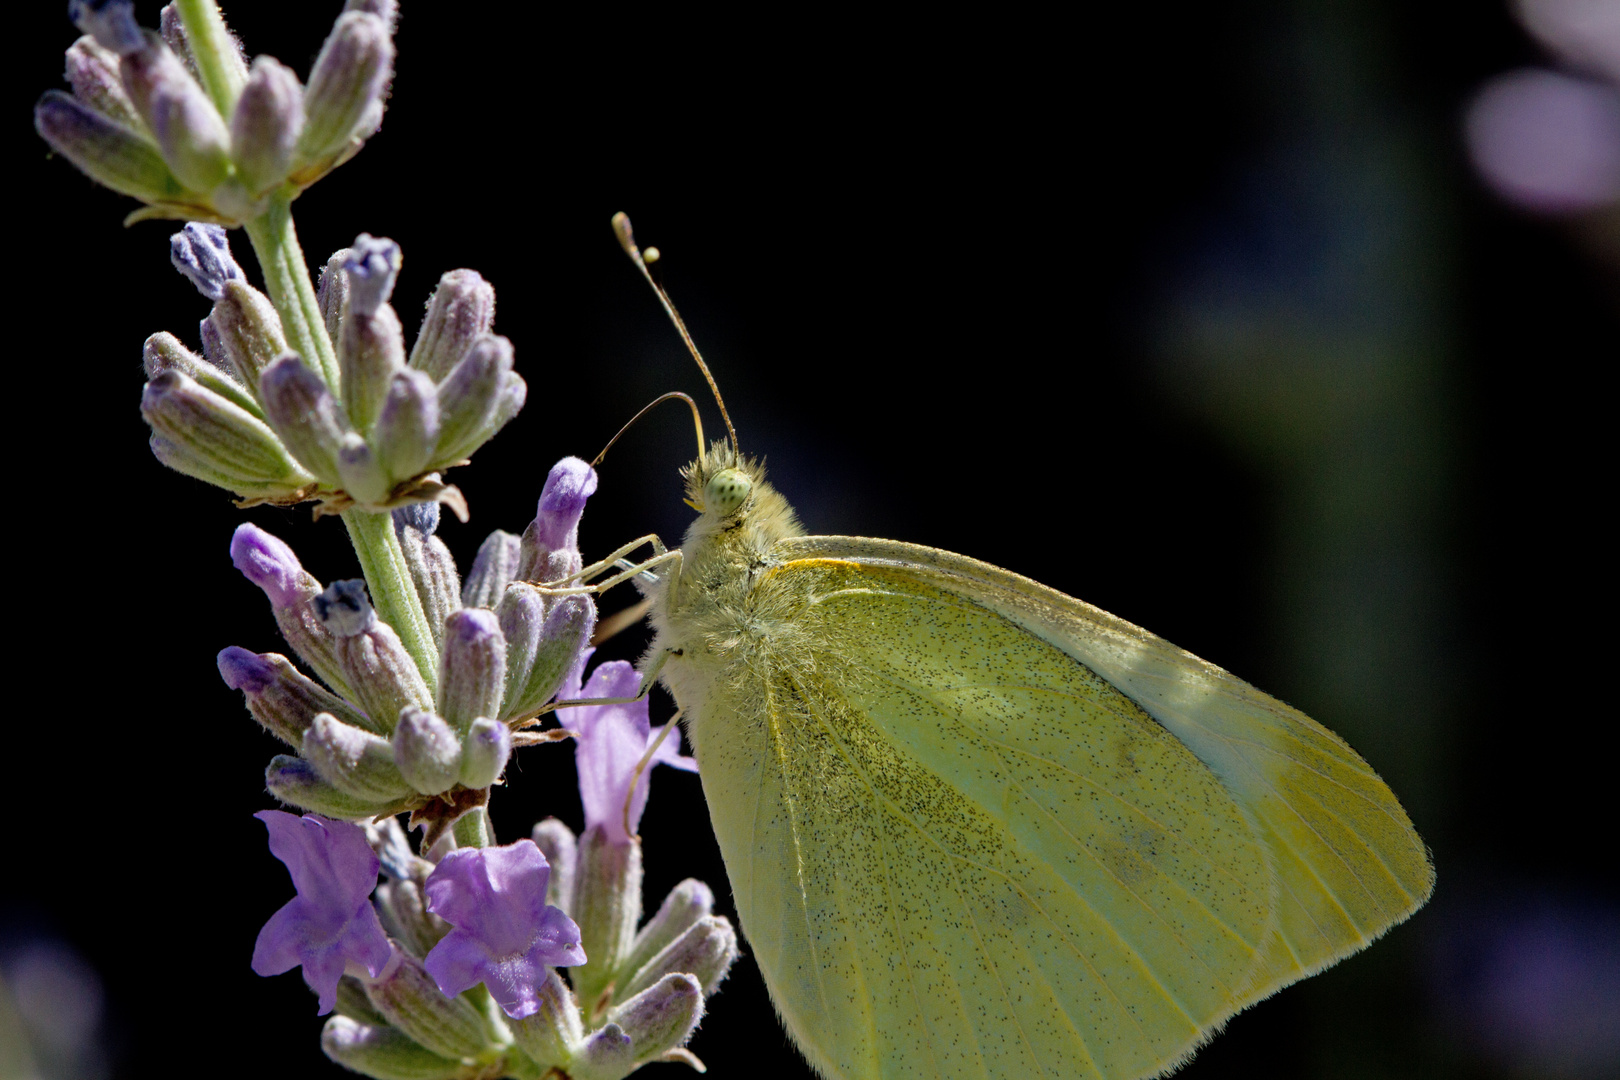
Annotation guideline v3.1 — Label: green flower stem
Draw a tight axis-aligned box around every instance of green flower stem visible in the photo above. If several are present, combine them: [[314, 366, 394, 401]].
[[453, 807, 492, 849], [243, 195, 341, 389], [343, 508, 439, 693], [173, 0, 247, 118]]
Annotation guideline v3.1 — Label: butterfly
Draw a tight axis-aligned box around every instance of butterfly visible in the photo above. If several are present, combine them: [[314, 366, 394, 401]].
[[596, 214, 1432, 1080]]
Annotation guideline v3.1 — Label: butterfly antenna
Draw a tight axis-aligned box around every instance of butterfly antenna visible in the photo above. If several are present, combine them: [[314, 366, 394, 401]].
[[591, 391, 705, 468], [612, 212, 740, 455]]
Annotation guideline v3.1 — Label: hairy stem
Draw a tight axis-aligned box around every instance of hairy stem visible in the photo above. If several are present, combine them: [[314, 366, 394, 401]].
[[172, 0, 247, 117], [243, 194, 340, 388]]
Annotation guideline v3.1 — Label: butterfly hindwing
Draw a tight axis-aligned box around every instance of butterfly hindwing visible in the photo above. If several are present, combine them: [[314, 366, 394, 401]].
[[686, 551, 1285, 1079]]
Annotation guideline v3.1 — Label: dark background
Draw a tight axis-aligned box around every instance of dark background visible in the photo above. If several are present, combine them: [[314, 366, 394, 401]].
[[8, 2, 1616, 1078]]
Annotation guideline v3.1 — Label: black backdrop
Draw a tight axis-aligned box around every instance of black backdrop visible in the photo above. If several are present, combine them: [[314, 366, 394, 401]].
[[9, 2, 1616, 1079]]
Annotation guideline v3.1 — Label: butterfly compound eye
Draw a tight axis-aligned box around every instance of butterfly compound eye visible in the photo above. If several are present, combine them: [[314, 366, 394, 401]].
[[704, 469, 751, 515]]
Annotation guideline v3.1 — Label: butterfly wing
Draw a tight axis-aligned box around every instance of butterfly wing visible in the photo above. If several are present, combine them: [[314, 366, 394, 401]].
[[681, 549, 1305, 1079], [774, 536, 1435, 1004]]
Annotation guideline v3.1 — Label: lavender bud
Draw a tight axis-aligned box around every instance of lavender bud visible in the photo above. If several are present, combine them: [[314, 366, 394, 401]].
[[218, 647, 378, 743], [574, 1024, 634, 1079], [140, 370, 314, 494], [34, 90, 181, 203], [169, 223, 241, 301], [341, 300, 407, 435], [231, 524, 357, 701], [344, 0, 400, 32], [317, 248, 352, 346], [65, 36, 141, 128], [156, 4, 197, 77], [336, 433, 391, 505], [619, 916, 738, 1001], [69, 0, 143, 56], [320, 1016, 461, 1080], [367, 814, 429, 880], [374, 370, 440, 481], [392, 708, 461, 798], [462, 530, 521, 610], [231, 56, 303, 194], [458, 718, 510, 789], [517, 458, 599, 583], [437, 610, 506, 733], [506, 969, 584, 1069], [395, 511, 461, 650], [493, 372, 527, 431], [120, 36, 233, 192], [266, 754, 398, 820], [606, 973, 704, 1067], [298, 13, 394, 168], [362, 950, 496, 1060], [373, 877, 449, 958], [345, 234, 400, 315], [619, 880, 714, 988], [209, 280, 292, 395], [500, 592, 595, 723], [393, 502, 439, 537], [431, 334, 514, 468], [142, 331, 260, 416], [303, 713, 411, 802], [409, 270, 494, 382], [530, 818, 577, 914], [569, 824, 643, 1012], [334, 976, 389, 1025], [260, 355, 348, 485], [318, 581, 434, 728]]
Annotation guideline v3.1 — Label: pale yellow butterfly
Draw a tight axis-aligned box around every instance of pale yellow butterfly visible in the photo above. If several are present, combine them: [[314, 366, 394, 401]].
[[589, 214, 1433, 1080]]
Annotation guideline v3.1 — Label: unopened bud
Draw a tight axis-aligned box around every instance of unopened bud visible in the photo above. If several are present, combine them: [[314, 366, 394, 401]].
[[431, 334, 515, 468], [374, 369, 440, 482], [231, 524, 355, 701], [606, 973, 703, 1068], [437, 610, 506, 733], [458, 718, 510, 788], [120, 35, 233, 192], [266, 754, 398, 820], [65, 35, 141, 128], [34, 90, 182, 203], [231, 55, 303, 194], [69, 0, 143, 56], [506, 969, 584, 1070], [517, 458, 598, 583], [210, 280, 291, 397], [298, 13, 393, 168], [318, 581, 434, 728], [336, 433, 390, 505], [573, 1023, 634, 1080], [373, 876, 448, 958], [499, 590, 595, 723], [140, 370, 313, 496], [303, 713, 411, 802], [320, 1016, 462, 1080], [218, 647, 377, 743], [143, 331, 259, 416], [170, 223, 241, 300], [530, 818, 577, 914], [395, 508, 460, 649], [409, 270, 495, 382], [362, 949, 496, 1060], [392, 707, 461, 795], [619, 916, 738, 1001], [317, 248, 352, 346], [260, 355, 348, 485], [619, 880, 714, 988], [569, 824, 643, 1012], [341, 301, 406, 436], [462, 530, 520, 610]]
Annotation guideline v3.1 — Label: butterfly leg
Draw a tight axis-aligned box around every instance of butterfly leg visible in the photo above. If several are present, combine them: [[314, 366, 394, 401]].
[[535, 548, 683, 599], [620, 707, 686, 840]]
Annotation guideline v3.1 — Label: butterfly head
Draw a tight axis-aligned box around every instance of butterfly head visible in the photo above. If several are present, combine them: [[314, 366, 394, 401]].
[[679, 439, 803, 542]]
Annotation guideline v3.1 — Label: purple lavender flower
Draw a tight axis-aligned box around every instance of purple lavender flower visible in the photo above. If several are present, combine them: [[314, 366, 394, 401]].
[[558, 659, 697, 844], [532, 457, 598, 555], [421, 840, 585, 1018], [251, 811, 392, 1013], [231, 523, 308, 609]]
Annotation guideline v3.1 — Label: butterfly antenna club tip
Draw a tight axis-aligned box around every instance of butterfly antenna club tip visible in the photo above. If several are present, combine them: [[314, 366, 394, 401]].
[[611, 212, 740, 455]]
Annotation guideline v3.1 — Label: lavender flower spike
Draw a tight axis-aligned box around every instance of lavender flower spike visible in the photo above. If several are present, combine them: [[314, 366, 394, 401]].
[[422, 840, 585, 1019], [252, 811, 392, 1014], [559, 661, 697, 845]]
